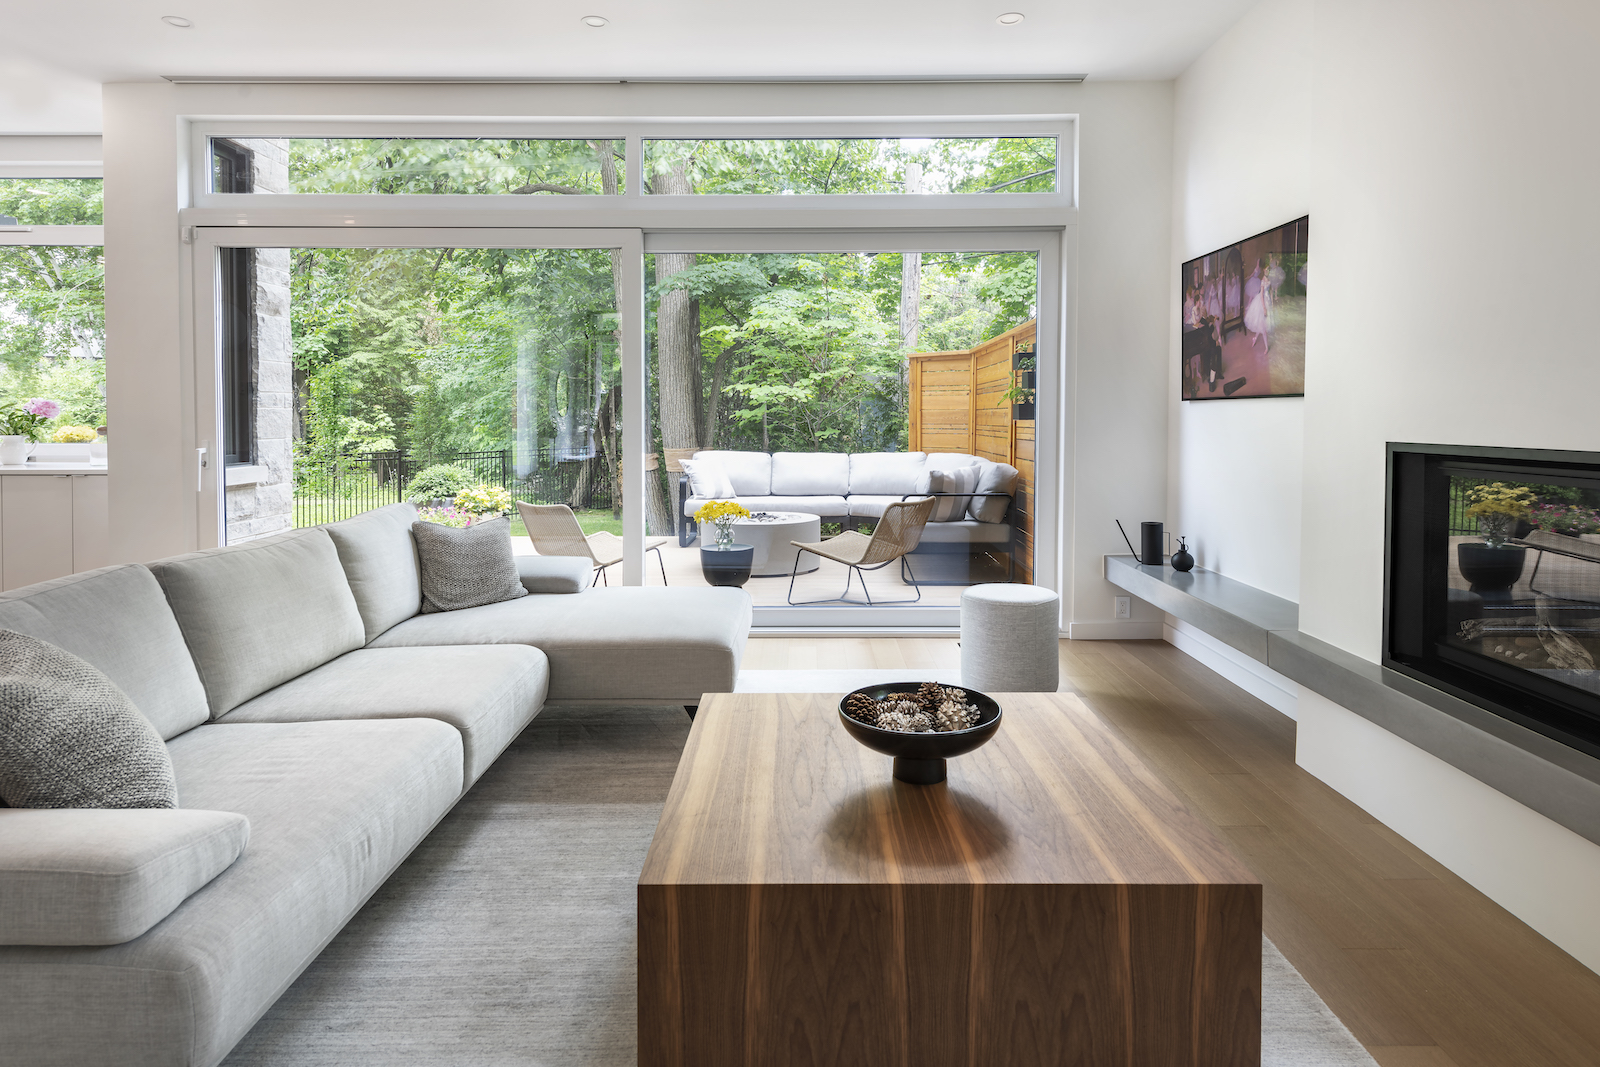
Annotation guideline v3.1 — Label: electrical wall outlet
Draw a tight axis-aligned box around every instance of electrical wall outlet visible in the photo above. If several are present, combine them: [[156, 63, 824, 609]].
[[1114, 596, 1132, 620]]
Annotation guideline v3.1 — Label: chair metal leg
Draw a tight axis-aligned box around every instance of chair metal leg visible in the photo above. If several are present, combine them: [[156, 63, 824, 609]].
[[651, 545, 668, 586], [789, 552, 923, 606]]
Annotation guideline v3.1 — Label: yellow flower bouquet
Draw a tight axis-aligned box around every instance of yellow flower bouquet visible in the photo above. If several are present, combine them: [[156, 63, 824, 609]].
[[694, 499, 750, 548], [1464, 482, 1536, 547]]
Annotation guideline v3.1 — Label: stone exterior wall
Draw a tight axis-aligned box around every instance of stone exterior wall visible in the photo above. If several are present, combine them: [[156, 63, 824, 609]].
[[223, 139, 295, 543]]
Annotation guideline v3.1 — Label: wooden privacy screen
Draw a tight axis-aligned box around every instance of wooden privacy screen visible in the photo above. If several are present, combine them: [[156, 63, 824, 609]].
[[907, 320, 1036, 583]]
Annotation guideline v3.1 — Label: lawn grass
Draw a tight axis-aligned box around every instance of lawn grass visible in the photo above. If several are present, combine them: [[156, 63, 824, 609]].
[[295, 495, 623, 539]]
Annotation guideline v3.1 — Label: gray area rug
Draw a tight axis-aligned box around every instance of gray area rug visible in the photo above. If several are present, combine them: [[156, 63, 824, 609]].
[[223, 703, 1376, 1066]]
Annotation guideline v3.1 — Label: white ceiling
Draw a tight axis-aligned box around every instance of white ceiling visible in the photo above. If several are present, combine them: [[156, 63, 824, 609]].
[[4, 0, 1260, 134]]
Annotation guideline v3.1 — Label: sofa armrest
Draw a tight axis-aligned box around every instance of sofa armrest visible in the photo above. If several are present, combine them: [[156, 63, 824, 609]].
[[516, 554, 594, 593], [0, 807, 250, 945]]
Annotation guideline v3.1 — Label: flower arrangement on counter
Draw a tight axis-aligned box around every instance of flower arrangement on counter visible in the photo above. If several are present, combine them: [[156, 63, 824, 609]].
[[51, 424, 98, 443], [0, 398, 61, 441]]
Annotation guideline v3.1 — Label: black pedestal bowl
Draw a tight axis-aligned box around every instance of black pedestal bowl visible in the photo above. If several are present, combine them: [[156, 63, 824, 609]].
[[837, 682, 1003, 785]]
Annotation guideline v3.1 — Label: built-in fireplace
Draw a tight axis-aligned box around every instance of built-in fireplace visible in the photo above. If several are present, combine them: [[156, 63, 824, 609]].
[[1387, 444, 1600, 760]]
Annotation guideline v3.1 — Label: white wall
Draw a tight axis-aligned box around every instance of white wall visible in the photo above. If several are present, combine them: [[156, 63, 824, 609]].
[[1067, 80, 1176, 638], [1301, 0, 1600, 661], [1167, 0, 1311, 603]]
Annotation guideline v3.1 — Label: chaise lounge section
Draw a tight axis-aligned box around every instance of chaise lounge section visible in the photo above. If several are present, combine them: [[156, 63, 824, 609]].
[[0, 502, 751, 1067]]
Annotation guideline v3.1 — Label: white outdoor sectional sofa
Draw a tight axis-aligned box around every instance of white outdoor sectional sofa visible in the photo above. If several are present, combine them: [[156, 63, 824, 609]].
[[677, 449, 1021, 576], [0, 502, 752, 1067]]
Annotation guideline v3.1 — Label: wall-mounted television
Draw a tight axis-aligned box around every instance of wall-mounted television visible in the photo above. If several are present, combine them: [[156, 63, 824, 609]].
[[1181, 216, 1308, 400]]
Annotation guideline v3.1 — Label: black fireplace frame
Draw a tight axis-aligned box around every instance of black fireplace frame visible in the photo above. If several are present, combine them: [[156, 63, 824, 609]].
[[1385, 442, 1600, 762]]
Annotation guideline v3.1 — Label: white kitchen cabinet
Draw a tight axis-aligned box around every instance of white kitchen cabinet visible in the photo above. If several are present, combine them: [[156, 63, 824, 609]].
[[0, 471, 112, 591]]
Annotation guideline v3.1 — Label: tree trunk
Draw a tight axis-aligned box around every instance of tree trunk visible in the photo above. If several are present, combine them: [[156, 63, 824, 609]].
[[650, 160, 697, 534]]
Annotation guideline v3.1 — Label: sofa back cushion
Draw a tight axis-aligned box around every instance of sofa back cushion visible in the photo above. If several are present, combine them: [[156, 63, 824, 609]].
[[772, 452, 850, 496], [0, 565, 208, 740], [928, 466, 982, 521], [848, 452, 929, 496], [697, 451, 772, 496], [680, 456, 737, 500], [146, 529, 367, 718], [325, 503, 422, 642], [926, 452, 983, 472]]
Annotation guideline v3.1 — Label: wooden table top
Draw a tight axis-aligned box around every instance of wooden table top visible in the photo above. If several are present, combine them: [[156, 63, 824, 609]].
[[639, 691, 1258, 890]]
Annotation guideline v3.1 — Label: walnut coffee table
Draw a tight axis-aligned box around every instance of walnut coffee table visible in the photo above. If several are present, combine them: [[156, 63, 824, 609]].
[[638, 691, 1262, 1067]]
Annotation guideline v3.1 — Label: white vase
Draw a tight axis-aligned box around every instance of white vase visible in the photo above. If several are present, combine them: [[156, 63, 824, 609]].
[[89, 436, 107, 462], [0, 436, 34, 465]]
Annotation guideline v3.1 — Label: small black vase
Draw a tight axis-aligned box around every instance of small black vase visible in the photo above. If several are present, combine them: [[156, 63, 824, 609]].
[[1171, 537, 1195, 572]]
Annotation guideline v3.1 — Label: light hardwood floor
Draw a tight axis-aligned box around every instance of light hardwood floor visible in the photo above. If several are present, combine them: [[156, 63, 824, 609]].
[[742, 636, 1600, 1067]]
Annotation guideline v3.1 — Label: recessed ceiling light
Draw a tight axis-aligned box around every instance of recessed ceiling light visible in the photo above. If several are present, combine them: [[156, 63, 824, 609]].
[[581, 15, 608, 28], [160, 15, 193, 27], [996, 12, 1025, 25]]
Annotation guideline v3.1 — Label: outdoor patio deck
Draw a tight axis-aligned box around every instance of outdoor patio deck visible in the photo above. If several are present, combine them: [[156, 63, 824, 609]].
[[512, 536, 1009, 607]]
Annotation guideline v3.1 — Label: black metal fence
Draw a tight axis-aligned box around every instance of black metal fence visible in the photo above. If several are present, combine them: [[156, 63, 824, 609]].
[[294, 447, 615, 527]]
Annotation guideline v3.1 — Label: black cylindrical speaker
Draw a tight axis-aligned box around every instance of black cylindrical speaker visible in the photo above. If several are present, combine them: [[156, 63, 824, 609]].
[[1141, 521, 1164, 566]]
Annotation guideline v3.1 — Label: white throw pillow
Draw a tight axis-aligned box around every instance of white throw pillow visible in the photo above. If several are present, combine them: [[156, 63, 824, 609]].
[[680, 457, 737, 500], [928, 466, 981, 522]]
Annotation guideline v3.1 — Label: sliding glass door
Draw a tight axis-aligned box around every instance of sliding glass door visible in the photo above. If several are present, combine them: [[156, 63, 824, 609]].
[[192, 228, 650, 580]]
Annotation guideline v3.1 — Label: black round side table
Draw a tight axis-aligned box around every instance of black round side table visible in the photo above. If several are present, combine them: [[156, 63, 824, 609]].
[[700, 544, 754, 588]]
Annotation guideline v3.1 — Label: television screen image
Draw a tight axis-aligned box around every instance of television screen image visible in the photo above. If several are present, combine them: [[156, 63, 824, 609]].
[[1181, 216, 1308, 400]]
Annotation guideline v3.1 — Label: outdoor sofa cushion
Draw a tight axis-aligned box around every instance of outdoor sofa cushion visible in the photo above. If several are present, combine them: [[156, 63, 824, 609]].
[[734, 495, 850, 516], [695, 451, 772, 496], [847, 452, 929, 495], [916, 520, 1014, 544], [367, 586, 752, 705], [0, 808, 249, 945], [516, 554, 593, 594], [969, 462, 1020, 522], [680, 456, 737, 500], [0, 565, 208, 740], [225, 645, 548, 785], [771, 452, 850, 496], [0, 718, 464, 1067], [928, 466, 982, 521], [324, 502, 422, 643], [0, 630, 177, 809], [146, 529, 367, 718], [412, 517, 528, 614]]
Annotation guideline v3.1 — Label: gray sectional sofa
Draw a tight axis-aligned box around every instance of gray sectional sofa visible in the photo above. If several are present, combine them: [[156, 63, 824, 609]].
[[0, 502, 751, 1067]]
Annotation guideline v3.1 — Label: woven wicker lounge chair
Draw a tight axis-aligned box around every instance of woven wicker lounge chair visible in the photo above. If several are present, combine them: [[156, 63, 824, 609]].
[[516, 502, 668, 586], [786, 496, 936, 605]]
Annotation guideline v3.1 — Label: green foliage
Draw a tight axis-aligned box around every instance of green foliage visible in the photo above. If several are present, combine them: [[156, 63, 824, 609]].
[[0, 179, 102, 225], [404, 464, 477, 502], [455, 483, 514, 516], [285, 139, 623, 195]]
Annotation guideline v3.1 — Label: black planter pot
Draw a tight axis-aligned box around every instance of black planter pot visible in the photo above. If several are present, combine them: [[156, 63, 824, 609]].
[[700, 544, 753, 588], [1456, 542, 1526, 595], [1011, 369, 1036, 421]]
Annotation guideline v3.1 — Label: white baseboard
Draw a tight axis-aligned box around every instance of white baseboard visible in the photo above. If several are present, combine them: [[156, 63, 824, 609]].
[[1297, 689, 1600, 976], [1067, 620, 1164, 640], [1163, 617, 1299, 720]]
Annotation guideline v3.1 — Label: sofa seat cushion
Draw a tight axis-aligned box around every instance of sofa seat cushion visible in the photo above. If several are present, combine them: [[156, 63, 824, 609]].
[[771, 451, 851, 496], [0, 565, 208, 740], [224, 645, 548, 785], [325, 503, 422, 643], [147, 529, 367, 718], [734, 495, 850, 516], [695, 450, 771, 496], [846, 494, 932, 519], [915, 520, 1014, 544], [0, 808, 249, 946], [0, 718, 462, 1067], [848, 452, 928, 495], [0, 630, 177, 809], [367, 587, 752, 705]]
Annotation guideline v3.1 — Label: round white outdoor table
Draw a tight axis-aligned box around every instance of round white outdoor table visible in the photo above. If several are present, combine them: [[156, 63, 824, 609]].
[[701, 511, 821, 576]]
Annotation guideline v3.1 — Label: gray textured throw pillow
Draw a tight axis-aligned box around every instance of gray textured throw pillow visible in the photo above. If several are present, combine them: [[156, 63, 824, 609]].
[[412, 516, 531, 614], [0, 630, 178, 809]]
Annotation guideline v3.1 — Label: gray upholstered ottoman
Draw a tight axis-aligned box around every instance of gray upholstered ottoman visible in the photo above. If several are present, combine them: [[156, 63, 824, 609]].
[[960, 584, 1060, 693]]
